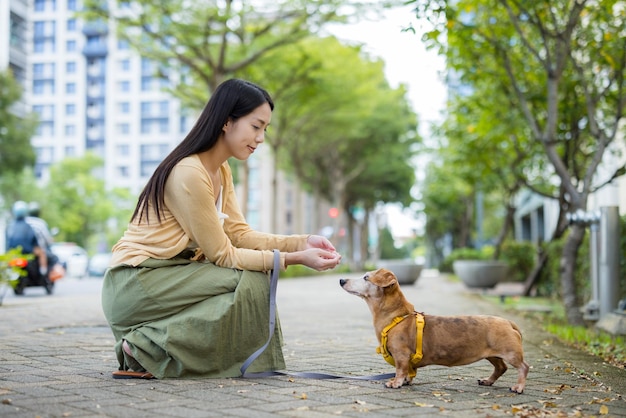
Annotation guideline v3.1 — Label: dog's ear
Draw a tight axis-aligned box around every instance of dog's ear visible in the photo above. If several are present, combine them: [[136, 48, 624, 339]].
[[371, 268, 397, 288]]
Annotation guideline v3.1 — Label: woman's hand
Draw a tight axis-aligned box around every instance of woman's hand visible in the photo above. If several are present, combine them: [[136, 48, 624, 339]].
[[287, 235, 341, 271], [305, 235, 337, 252]]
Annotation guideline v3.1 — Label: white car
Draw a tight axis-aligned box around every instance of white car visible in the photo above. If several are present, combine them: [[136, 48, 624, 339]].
[[88, 253, 112, 277], [50, 243, 89, 279]]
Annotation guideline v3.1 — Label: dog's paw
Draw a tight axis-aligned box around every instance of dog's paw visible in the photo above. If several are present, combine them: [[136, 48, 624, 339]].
[[478, 379, 494, 386], [384, 379, 404, 389], [509, 385, 524, 394]]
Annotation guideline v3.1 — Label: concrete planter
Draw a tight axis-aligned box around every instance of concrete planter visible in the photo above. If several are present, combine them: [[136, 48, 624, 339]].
[[376, 260, 424, 285], [452, 260, 509, 289]]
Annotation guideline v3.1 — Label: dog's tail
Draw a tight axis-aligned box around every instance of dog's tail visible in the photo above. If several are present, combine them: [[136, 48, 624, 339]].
[[509, 321, 523, 342]]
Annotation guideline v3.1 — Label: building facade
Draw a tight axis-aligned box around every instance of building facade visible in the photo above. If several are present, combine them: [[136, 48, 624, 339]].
[[3, 0, 324, 238]]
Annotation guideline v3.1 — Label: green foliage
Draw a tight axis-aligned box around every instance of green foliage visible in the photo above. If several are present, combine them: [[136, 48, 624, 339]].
[[379, 227, 410, 260], [440, 240, 536, 280], [38, 154, 135, 251], [500, 241, 536, 283], [545, 323, 625, 367], [260, 36, 419, 208], [0, 249, 33, 290], [0, 70, 37, 183], [439, 246, 494, 273], [536, 233, 591, 302], [486, 294, 625, 368], [280, 262, 353, 279]]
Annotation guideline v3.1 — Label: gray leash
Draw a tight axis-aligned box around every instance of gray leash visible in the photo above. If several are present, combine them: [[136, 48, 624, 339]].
[[240, 250, 395, 381]]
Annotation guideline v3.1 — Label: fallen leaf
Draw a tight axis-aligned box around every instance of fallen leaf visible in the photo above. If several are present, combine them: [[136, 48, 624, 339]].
[[414, 402, 434, 407], [599, 405, 609, 415], [355, 399, 366, 405]]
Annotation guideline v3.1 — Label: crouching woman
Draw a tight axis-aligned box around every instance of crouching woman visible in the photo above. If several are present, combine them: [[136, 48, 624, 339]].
[[102, 79, 341, 379]]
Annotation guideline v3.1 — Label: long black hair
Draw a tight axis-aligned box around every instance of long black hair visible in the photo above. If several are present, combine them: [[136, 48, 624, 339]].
[[131, 79, 274, 223]]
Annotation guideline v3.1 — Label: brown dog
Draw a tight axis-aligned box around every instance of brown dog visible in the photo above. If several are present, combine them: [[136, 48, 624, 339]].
[[339, 268, 529, 393]]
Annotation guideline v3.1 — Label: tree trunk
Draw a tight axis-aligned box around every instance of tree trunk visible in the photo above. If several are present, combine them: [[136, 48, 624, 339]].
[[459, 196, 473, 248], [240, 161, 249, 218], [493, 202, 516, 260], [560, 224, 586, 325], [271, 146, 278, 232], [358, 210, 370, 270]]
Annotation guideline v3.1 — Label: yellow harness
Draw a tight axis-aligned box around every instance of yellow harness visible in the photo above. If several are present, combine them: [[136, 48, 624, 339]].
[[376, 312, 425, 379]]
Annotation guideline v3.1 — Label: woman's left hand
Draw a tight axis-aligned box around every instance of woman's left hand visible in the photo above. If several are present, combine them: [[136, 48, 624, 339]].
[[306, 235, 337, 252]]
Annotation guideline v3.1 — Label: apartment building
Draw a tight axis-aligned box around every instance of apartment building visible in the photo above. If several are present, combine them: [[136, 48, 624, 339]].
[[2, 0, 324, 236]]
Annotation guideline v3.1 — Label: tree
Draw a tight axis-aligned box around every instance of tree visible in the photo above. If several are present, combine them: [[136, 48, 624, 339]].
[[42, 154, 133, 249], [261, 37, 419, 261], [81, 0, 396, 216], [0, 70, 37, 204], [411, 0, 626, 324]]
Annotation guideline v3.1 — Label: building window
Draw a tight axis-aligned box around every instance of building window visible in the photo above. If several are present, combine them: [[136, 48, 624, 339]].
[[140, 101, 151, 116], [117, 40, 129, 50], [33, 79, 55, 95], [66, 61, 76, 73], [67, 18, 76, 31], [118, 102, 130, 113], [66, 40, 76, 52], [159, 119, 169, 133], [65, 124, 76, 136], [37, 121, 55, 136], [10, 12, 27, 48], [118, 59, 130, 71], [33, 63, 44, 76], [64, 145, 76, 156], [65, 103, 76, 115], [117, 81, 130, 92], [66, 82, 76, 94], [116, 144, 130, 156], [67, 0, 77, 11], [34, 0, 45, 11], [117, 166, 130, 177], [140, 120, 151, 134], [116, 123, 130, 134]]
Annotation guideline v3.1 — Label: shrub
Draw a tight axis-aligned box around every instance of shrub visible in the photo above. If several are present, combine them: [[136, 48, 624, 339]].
[[439, 246, 494, 273], [500, 241, 537, 282]]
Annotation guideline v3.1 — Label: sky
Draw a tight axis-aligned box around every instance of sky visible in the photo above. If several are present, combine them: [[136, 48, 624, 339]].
[[328, 5, 448, 238]]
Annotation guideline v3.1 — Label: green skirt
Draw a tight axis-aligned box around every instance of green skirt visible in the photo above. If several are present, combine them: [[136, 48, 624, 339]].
[[101, 256, 284, 379]]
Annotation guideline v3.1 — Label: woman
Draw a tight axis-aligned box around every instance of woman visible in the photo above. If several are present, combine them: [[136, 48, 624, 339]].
[[102, 79, 341, 379]]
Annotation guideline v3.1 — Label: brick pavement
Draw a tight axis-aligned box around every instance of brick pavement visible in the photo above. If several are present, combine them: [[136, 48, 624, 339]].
[[0, 270, 624, 417]]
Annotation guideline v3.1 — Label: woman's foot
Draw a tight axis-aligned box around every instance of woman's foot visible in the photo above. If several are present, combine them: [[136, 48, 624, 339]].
[[122, 339, 134, 359]]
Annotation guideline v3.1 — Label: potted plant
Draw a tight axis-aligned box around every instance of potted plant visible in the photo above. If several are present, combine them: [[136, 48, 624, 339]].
[[375, 227, 423, 285], [447, 247, 509, 289]]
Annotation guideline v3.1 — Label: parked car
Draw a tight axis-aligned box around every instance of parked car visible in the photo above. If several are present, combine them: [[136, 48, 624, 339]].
[[88, 253, 112, 277], [50, 242, 89, 279]]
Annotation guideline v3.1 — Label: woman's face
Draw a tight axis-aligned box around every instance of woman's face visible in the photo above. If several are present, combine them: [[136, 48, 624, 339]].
[[222, 102, 272, 160]]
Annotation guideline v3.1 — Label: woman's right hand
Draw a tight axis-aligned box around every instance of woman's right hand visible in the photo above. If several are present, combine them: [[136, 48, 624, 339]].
[[286, 248, 341, 271]]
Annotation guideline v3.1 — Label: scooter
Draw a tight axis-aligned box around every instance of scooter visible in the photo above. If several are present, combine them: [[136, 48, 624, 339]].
[[8, 254, 64, 295]]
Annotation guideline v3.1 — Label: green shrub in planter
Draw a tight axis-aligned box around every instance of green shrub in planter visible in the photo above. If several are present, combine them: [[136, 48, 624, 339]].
[[500, 241, 537, 282], [440, 246, 494, 273]]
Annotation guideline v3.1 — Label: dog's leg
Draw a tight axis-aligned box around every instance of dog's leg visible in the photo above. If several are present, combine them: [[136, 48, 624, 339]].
[[497, 351, 529, 394], [508, 359, 529, 394], [386, 358, 412, 389], [478, 357, 507, 387]]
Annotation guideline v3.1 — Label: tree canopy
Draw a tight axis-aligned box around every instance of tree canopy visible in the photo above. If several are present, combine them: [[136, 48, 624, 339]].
[[411, 0, 626, 324]]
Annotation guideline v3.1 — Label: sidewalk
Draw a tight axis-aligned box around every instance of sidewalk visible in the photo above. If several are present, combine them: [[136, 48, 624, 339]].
[[0, 270, 624, 417]]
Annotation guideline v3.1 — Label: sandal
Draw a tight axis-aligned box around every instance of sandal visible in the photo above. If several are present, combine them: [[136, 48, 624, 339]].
[[112, 370, 155, 380]]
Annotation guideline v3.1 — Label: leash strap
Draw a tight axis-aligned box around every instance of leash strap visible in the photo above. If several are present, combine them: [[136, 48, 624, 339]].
[[240, 250, 394, 381]]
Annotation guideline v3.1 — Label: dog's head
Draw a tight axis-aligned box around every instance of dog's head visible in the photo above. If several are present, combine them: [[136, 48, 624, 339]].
[[339, 268, 398, 300]]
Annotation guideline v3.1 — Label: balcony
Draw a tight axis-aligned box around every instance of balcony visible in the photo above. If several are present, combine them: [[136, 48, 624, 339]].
[[82, 21, 109, 37], [83, 43, 108, 58]]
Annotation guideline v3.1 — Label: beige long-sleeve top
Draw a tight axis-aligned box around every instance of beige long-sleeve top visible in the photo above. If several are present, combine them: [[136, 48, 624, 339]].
[[111, 155, 309, 271]]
